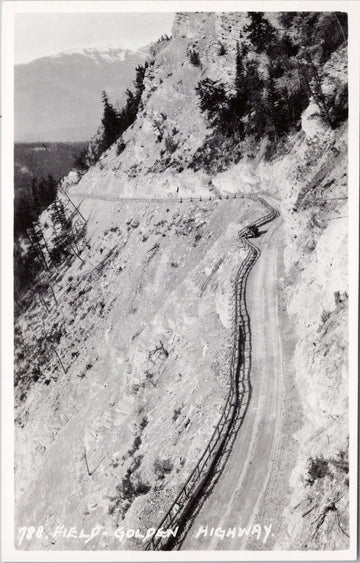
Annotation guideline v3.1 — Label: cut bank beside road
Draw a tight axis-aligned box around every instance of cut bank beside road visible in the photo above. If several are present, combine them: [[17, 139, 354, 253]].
[[182, 202, 292, 550]]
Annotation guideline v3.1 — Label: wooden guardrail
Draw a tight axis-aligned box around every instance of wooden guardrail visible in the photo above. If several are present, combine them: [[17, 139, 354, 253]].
[[63, 185, 279, 550], [65, 189, 244, 203], [144, 196, 279, 551]]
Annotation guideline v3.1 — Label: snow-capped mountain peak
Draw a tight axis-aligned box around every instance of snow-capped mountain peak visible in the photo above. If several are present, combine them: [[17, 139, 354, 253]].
[[15, 44, 147, 142], [49, 45, 133, 63]]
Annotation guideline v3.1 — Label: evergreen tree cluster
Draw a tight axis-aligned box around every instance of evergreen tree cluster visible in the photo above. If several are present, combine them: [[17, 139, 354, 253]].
[[193, 12, 348, 166], [149, 34, 171, 58], [14, 174, 58, 238], [278, 12, 348, 65], [74, 61, 149, 169], [15, 195, 87, 298], [49, 200, 73, 265], [73, 147, 89, 172], [94, 62, 149, 162]]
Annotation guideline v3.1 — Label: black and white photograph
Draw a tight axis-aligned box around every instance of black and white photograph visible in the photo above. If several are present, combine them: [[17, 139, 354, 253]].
[[2, 1, 359, 561]]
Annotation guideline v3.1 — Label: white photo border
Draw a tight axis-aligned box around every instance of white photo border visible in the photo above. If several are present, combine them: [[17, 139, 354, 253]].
[[2, 1, 359, 561]]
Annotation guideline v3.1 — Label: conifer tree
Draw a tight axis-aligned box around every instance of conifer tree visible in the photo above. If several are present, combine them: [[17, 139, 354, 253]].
[[31, 179, 42, 217], [39, 174, 57, 209], [73, 147, 89, 172], [195, 79, 227, 127], [95, 66, 148, 160], [245, 12, 276, 54], [233, 42, 249, 118], [101, 91, 123, 150]]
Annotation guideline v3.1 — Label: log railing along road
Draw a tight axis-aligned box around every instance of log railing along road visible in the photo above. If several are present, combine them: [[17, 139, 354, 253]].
[[67, 187, 280, 550], [145, 196, 279, 551]]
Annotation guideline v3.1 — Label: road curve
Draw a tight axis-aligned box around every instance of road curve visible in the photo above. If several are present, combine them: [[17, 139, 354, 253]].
[[67, 188, 284, 550], [181, 199, 285, 550]]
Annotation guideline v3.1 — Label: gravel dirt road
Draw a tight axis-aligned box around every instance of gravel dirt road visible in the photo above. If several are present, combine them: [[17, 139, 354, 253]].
[[182, 199, 285, 550]]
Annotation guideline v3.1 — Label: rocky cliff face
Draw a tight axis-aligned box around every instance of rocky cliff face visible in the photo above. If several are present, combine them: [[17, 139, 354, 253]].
[[75, 13, 252, 197], [15, 11, 349, 552], [209, 44, 349, 548], [172, 11, 247, 69]]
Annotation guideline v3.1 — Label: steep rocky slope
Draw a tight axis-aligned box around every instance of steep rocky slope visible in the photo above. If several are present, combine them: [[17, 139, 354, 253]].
[[15, 11, 349, 552], [224, 120, 349, 551], [74, 13, 250, 196], [15, 195, 267, 550], [211, 46, 349, 548]]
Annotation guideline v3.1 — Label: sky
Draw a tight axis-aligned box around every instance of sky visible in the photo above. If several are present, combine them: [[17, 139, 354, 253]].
[[15, 12, 175, 64]]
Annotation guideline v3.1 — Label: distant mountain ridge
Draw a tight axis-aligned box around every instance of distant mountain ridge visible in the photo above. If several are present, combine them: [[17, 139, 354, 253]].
[[15, 46, 147, 142]]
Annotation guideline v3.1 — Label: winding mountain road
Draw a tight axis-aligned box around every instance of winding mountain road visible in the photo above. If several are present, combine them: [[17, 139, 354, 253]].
[[68, 187, 285, 550], [182, 197, 285, 550]]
